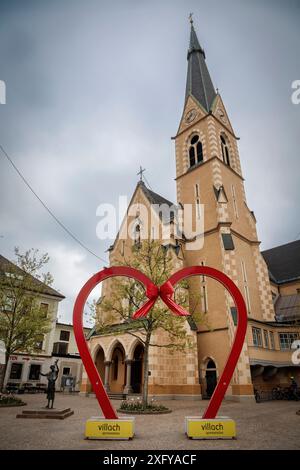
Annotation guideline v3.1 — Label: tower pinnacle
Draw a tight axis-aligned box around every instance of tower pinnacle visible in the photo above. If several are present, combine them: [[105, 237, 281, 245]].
[[185, 20, 217, 112]]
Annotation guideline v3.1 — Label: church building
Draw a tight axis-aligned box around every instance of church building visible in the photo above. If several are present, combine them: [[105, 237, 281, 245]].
[[81, 21, 300, 401]]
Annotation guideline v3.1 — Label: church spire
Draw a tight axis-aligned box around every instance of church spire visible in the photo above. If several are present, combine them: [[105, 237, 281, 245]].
[[185, 18, 217, 112]]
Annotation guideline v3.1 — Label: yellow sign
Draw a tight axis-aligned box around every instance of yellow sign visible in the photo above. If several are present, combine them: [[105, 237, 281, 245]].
[[185, 416, 236, 439], [85, 417, 135, 440]]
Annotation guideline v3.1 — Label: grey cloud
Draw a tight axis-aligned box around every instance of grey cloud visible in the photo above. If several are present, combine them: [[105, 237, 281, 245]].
[[0, 0, 299, 323]]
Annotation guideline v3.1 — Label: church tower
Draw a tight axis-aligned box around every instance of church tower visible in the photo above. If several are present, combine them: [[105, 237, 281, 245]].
[[174, 19, 276, 399]]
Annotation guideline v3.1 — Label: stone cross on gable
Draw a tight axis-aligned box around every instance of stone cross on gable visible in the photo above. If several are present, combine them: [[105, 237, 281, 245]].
[[137, 166, 146, 182]]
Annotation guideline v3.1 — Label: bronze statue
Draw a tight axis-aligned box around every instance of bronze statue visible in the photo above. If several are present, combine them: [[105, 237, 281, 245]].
[[39, 359, 59, 409]]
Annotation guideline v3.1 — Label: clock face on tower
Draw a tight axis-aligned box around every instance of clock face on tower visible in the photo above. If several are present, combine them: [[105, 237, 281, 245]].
[[185, 108, 197, 124]]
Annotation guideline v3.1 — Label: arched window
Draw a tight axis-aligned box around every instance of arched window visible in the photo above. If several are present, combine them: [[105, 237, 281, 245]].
[[189, 135, 203, 167], [134, 224, 141, 246], [220, 135, 230, 166], [205, 358, 217, 398], [113, 355, 119, 380], [207, 359, 216, 369]]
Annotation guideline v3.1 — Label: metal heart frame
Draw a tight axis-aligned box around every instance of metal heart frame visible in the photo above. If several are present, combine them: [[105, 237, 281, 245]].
[[73, 265, 247, 420]]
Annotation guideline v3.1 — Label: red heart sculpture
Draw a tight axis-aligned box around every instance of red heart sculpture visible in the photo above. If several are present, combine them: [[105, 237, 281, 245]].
[[73, 266, 157, 419], [159, 266, 248, 419], [73, 265, 247, 420]]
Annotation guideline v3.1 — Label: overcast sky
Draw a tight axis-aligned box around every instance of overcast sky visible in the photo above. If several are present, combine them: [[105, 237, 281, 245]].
[[0, 0, 299, 324]]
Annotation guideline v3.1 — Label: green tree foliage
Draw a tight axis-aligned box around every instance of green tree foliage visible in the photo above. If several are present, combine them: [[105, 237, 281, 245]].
[[99, 240, 204, 406], [0, 248, 54, 391]]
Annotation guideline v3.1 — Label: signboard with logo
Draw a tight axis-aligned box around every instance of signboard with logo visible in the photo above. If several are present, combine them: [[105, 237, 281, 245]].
[[85, 418, 135, 440], [185, 417, 236, 439]]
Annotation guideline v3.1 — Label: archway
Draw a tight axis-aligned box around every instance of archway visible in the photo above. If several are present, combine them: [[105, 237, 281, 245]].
[[131, 343, 144, 393], [110, 343, 126, 393], [95, 346, 105, 382], [205, 359, 217, 398]]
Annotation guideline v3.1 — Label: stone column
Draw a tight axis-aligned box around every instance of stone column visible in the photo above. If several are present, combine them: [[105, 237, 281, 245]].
[[104, 361, 111, 392], [124, 359, 133, 394]]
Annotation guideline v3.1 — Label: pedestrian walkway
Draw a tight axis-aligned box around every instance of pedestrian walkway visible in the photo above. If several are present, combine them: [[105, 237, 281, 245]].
[[0, 393, 299, 449]]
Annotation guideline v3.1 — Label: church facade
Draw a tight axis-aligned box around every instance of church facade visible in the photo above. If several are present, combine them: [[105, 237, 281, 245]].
[[80, 22, 300, 401]]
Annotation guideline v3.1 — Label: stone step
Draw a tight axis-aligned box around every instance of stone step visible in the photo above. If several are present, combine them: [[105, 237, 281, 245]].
[[108, 393, 127, 400], [16, 408, 74, 420], [21, 407, 71, 415]]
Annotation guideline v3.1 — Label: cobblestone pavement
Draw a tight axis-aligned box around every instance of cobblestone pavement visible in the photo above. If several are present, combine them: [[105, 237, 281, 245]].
[[0, 393, 299, 450]]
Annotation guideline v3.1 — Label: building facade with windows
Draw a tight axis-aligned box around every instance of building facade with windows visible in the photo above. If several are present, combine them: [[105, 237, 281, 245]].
[[4, 319, 91, 393], [248, 241, 300, 391], [51, 322, 91, 391], [0, 253, 65, 391], [1, 254, 91, 392], [81, 22, 300, 400]]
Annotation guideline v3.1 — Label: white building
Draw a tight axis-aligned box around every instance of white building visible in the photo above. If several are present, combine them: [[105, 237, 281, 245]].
[[51, 322, 92, 391], [5, 321, 92, 393], [1, 254, 91, 392]]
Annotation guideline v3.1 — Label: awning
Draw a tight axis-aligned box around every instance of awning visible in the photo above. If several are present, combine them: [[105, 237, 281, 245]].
[[250, 359, 299, 368]]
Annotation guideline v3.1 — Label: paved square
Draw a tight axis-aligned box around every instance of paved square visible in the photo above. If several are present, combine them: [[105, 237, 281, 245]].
[[0, 394, 299, 450]]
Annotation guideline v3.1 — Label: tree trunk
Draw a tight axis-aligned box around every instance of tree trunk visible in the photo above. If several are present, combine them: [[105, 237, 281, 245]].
[[0, 353, 9, 393], [142, 334, 151, 407]]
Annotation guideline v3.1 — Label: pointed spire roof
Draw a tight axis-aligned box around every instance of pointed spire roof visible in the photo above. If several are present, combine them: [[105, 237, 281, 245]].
[[188, 22, 205, 58], [185, 21, 217, 112]]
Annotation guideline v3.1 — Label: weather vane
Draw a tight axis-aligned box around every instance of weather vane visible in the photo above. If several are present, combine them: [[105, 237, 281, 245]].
[[189, 12, 193, 24], [137, 166, 146, 182]]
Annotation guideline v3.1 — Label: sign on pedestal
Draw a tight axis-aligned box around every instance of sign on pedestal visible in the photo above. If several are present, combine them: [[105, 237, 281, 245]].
[[85, 417, 135, 440], [185, 417, 236, 439]]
